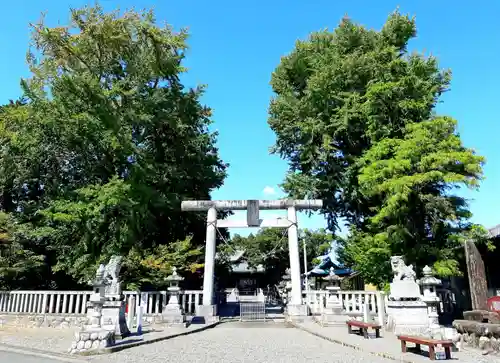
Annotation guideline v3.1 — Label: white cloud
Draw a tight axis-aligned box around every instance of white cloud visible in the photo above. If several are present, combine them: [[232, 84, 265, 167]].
[[262, 186, 276, 195]]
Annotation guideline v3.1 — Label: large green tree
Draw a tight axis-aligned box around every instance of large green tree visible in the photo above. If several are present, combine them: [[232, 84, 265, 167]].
[[339, 117, 485, 286], [0, 5, 227, 289], [268, 11, 485, 285]]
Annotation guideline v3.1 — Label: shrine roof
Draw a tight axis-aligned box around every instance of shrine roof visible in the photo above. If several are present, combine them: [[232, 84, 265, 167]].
[[231, 260, 265, 273], [489, 224, 500, 238]]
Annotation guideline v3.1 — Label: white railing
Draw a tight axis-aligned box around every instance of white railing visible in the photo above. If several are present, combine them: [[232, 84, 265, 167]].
[[0, 289, 386, 321], [123, 290, 203, 315], [0, 291, 92, 315], [0, 290, 203, 316], [304, 290, 386, 322]]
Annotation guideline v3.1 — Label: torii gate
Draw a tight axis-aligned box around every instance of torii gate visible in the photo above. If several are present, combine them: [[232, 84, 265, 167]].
[[181, 199, 323, 319]]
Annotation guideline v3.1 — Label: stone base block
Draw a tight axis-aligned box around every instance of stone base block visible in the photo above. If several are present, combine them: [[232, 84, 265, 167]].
[[320, 308, 348, 326], [325, 303, 343, 312], [386, 300, 428, 335], [285, 304, 309, 322], [453, 319, 500, 352], [68, 328, 115, 355], [101, 300, 130, 339], [161, 308, 187, 327], [320, 317, 348, 326], [463, 310, 500, 323], [195, 304, 218, 323]]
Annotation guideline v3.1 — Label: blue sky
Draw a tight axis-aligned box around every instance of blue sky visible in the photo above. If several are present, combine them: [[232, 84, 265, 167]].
[[1, 1, 499, 237]]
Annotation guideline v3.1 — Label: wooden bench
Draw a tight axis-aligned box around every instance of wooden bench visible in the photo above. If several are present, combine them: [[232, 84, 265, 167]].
[[398, 335, 453, 360], [346, 320, 381, 339]]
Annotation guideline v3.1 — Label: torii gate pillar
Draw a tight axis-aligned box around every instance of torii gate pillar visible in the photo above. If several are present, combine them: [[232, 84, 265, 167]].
[[181, 199, 323, 321]]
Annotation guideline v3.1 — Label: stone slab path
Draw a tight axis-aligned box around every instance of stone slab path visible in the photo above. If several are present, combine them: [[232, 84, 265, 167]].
[[89, 322, 394, 363]]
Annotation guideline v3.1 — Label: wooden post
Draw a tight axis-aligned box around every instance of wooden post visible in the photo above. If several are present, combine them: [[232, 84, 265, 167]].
[[400, 339, 407, 353]]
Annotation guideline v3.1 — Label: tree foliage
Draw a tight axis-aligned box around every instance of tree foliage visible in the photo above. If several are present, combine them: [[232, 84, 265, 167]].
[[269, 11, 485, 285], [0, 5, 227, 289], [229, 228, 333, 284], [0, 212, 45, 290]]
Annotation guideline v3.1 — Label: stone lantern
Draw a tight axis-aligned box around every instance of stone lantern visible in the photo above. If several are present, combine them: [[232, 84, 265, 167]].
[[419, 265, 442, 329], [323, 267, 342, 312], [89, 283, 106, 328], [88, 264, 107, 328], [320, 267, 346, 325], [162, 267, 186, 326], [280, 268, 292, 304]]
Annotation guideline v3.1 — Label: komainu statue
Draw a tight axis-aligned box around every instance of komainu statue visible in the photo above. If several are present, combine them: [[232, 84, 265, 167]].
[[390, 256, 416, 282], [103, 255, 124, 298]]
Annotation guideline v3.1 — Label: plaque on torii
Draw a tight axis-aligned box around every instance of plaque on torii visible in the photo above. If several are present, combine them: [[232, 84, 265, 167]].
[[181, 199, 323, 320]]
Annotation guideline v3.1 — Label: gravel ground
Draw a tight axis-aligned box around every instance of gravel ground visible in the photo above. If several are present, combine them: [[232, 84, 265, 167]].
[[2, 322, 497, 362], [90, 322, 394, 363], [0, 325, 202, 355], [0, 327, 74, 353], [0, 351, 64, 363]]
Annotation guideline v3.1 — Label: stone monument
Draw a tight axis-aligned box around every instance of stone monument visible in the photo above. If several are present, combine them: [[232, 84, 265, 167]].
[[320, 267, 347, 326], [92, 256, 130, 338], [161, 267, 187, 326], [386, 256, 428, 335], [69, 264, 115, 354]]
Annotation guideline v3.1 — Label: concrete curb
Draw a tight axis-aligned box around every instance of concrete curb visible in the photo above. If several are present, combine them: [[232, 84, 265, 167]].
[[79, 321, 221, 356], [290, 321, 418, 363]]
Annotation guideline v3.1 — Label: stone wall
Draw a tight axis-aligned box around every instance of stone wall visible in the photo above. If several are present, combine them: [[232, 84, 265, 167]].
[[0, 313, 168, 329], [453, 319, 500, 352], [0, 313, 89, 329]]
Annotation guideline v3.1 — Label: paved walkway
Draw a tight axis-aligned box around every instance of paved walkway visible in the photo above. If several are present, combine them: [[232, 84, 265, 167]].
[[89, 322, 394, 363], [294, 320, 497, 363]]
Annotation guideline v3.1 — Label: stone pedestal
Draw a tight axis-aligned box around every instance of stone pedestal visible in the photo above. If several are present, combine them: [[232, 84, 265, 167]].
[[101, 300, 130, 339], [69, 329, 115, 355], [196, 304, 218, 323], [320, 286, 346, 325], [162, 304, 187, 326], [162, 268, 188, 326], [161, 288, 187, 327], [422, 296, 440, 329], [320, 305, 347, 326], [325, 287, 342, 310], [386, 300, 429, 335], [286, 304, 309, 322]]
